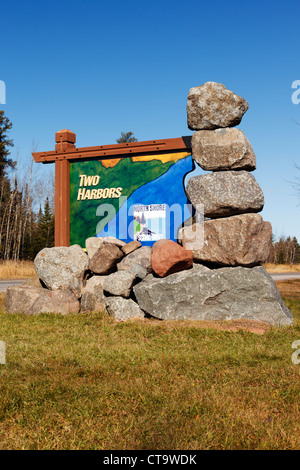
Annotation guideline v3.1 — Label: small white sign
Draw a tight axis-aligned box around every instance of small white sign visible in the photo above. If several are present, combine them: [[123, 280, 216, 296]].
[[134, 204, 166, 242]]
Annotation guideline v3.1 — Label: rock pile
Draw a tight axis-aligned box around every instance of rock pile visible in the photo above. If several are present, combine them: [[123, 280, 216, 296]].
[[5, 234, 293, 326], [4, 82, 293, 327]]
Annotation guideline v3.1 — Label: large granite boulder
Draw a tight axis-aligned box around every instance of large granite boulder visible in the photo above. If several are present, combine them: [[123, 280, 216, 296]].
[[117, 246, 152, 274], [89, 243, 124, 274], [187, 82, 249, 130], [105, 297, 145, 321], [151, 239, 193, 277], [186, 170, 264, 218], [34, 245, 89, 298], [181, 214, 272, 266], [5, 285, 45, 314], [29, 290, 79, 315], [80, 276, 106, 313], [133, 266, 293, 326], [102, 270, 136, 298], [191, 128, 256, 171], [5, 285, 79, 315]]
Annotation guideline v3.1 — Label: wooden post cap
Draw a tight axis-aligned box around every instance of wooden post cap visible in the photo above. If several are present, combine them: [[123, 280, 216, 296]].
[[55, 129, 76, 151], [55, 129, 76, 144]]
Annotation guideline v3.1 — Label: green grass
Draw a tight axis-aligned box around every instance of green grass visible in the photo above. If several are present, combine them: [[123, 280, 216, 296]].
[[0, 282, 299, 450]]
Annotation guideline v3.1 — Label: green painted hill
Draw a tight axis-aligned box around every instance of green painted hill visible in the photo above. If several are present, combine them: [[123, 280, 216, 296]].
[[70, 157, 175, 246]]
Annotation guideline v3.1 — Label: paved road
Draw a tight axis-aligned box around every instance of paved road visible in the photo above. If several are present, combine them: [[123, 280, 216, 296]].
[[0, 272, 300, 292], [0, 279, 26, 292], [269, 272, 300, 281]]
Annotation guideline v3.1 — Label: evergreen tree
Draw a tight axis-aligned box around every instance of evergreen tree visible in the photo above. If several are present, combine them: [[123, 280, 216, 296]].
[[38, 197, 54, 248], [32, 198, 55, 256], [0, 111, 15, 179]]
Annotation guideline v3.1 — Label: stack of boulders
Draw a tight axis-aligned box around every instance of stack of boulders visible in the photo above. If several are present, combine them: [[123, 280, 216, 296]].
[[4, 82, 294, 327], [182, 81, 272, 267]]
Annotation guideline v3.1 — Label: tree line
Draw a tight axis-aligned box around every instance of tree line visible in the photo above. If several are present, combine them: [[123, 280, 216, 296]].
[[266, 235, 300, 265], [0, 110, 54, 260]]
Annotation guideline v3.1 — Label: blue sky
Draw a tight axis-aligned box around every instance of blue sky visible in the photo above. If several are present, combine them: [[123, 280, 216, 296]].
[[1, 0, 300, 241]]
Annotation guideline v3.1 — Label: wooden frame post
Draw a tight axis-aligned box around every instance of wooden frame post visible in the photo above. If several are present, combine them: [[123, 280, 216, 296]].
[[55, 159, 70, 246], [54, 129, 76, 246]]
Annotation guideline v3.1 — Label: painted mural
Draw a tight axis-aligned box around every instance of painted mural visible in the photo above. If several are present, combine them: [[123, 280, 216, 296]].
[[69, 152, 194, 247]]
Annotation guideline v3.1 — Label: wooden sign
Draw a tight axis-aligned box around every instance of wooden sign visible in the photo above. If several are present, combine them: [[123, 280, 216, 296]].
[[32, 130, 193, 247]]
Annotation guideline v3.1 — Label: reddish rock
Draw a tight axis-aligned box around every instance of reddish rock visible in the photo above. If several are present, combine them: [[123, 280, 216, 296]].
[[151, 240, 193, 277], [151, 239, 171, 252], [181, 213, 272, 266]]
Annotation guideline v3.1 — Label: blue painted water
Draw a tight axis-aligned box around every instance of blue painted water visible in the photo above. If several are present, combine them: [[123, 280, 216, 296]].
[[97, 155, 196, 245]]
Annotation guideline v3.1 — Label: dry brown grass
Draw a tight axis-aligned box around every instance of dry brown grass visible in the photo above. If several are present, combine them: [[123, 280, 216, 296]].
[[264, 263, 300, 273], [0, 259, 298, 279], [275, 280, 300, 300], [0, 260, 35, 279]]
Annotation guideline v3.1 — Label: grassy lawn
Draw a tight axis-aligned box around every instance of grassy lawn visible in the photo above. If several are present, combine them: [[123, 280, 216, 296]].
[[0, 281, 299, 450]]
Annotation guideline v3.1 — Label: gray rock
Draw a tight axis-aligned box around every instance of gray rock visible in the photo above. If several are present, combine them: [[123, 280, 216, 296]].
[[22, 275, 45, 288], [102, 270, 136, 298], [133, 266, 293, 326], [191, 128, 256, 171], [34, 245, 88, 298], [187, 82, 249, 130], [181, 214, 272, 266], [89, 243, 124, 274], [130, 263, 148, 280], [29, 290, 80, 315], [186, 170, 264, 218], [80, 276, 106, 313], [105, 297, 145, 321], [85, 237, 103, 259], [5, 285, 45, 314], [117, 246, 152, 273]]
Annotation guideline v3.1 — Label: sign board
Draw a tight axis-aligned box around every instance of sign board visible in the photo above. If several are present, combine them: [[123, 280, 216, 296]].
[[32, 132, 193, 247], [69, 151, 193, 246]]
